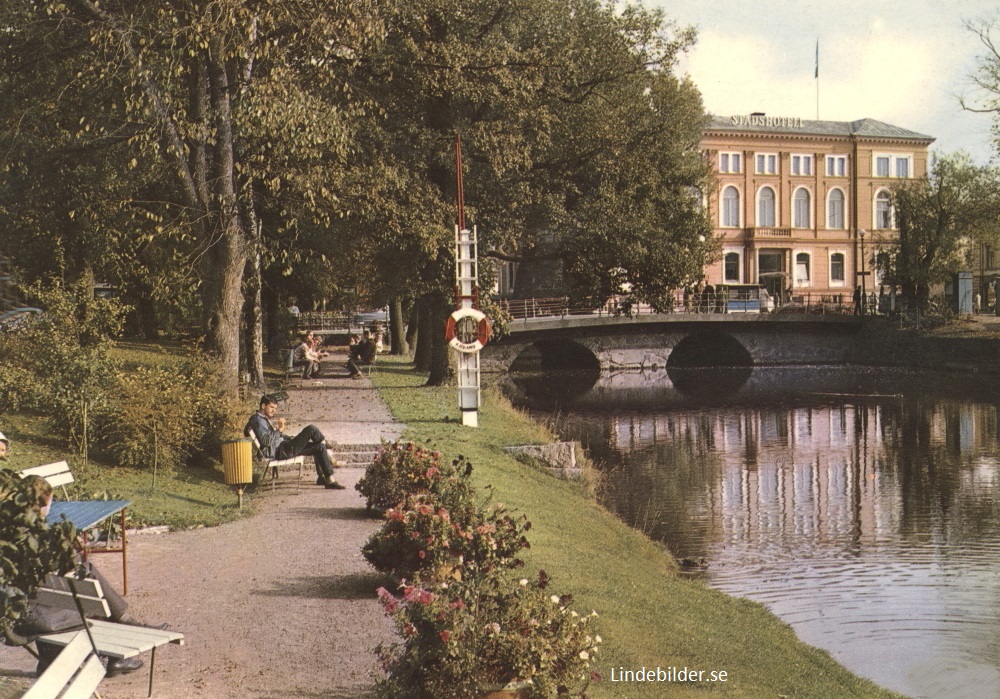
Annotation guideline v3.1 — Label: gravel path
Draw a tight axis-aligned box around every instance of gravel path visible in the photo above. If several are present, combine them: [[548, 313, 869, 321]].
[[0, 376, 403, 698]]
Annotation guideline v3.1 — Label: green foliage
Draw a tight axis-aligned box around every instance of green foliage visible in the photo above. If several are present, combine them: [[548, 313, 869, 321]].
[[375, 570, 601, 699], [889, 153, 1000, 307], [0, 470, 77, 636], [0, 280, 124, 446]]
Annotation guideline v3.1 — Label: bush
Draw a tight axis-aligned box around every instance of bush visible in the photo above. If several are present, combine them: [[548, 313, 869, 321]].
[[356, 441, 465, 511], [0, 471, 77, 636], [375, 570, 602, 699]]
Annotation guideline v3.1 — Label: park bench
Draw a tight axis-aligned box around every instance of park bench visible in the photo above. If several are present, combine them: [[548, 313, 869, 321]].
[[6, 574, 184, 698], [19, 463, 131, 595], [0, 629, 105, 699], [246, 432, 306, 491], [279, 348, 302, 381]]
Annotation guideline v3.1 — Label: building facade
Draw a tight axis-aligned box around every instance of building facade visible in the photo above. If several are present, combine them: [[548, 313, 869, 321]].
[[701, 114, 934, 303]]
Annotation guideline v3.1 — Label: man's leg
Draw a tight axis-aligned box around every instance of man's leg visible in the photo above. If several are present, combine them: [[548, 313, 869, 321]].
[[284, 425, 331, 476]]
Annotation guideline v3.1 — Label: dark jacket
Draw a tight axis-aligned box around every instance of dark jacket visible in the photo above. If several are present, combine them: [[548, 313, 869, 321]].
[[244, 412, 286, 459]]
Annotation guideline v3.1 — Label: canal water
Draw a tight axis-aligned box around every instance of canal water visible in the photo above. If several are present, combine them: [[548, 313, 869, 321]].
[[510, 366, 1000, 699]]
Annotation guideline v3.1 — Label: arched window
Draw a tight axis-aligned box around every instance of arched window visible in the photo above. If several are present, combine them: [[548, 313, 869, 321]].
[[828, 189, 845, 229], [722, 186, 740, 227], [724, 252, 741, 283], [757, 186, 776, 227], [793, 188, 811, 228], [875, 190, 892, 229], [796, 252, 811, 286]]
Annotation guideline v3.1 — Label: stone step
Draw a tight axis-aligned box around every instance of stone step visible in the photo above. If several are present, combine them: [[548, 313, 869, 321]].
[[329, 443, 381, 466]]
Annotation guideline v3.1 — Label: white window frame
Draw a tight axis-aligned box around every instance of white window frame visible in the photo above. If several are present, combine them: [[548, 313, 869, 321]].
[[794, 250, 812, 287], [874, 189, 893, 229], [756, 153, 778, 175], [792, 187, 811, 229], [757, 185, 776, 227], [723, 250, 742, 283], [721, 185, 741, 228], [827, 188, 846, 230], [826, 155, 847, 177], [719, 152, 742, 174], [829, 251, 847, 287], [791, 155, 813, 176], [872, 153, 913, 178]]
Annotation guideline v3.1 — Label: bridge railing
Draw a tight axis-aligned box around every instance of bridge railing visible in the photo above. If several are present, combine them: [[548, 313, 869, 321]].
[[499, 292, 882, 321]]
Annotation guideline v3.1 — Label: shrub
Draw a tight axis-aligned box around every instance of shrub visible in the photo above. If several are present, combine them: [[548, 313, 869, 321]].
[[356, 441, 467, 511], [374, 570, 602, 699], [0, 470, 77, 636]]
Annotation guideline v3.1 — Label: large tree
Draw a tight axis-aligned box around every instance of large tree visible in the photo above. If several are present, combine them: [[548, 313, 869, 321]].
[[887, 153, 1000, 307], [0, 0, 379, 391]]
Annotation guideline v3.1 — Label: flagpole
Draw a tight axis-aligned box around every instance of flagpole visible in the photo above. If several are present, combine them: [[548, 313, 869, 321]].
[[815, 38, 819, 120]]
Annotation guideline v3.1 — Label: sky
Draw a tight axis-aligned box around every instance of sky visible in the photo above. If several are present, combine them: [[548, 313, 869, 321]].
[[647, 0, 1000, 163]]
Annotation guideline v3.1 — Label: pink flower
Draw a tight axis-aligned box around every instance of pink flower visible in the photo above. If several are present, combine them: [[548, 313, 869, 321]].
[[424, 467, 440, 478], [418, 550, 426, 559], [439, 630, 452, 643], [403, 623, 417, 637], [590, 671, 603, 682]]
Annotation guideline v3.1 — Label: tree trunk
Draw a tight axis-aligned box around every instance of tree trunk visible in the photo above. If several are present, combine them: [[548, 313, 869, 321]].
[[413, 296, 433, 372], [405, 302, 420, 360], [426, 294, 452, 386], [389, 297, 409, 355], [242, 216, 266, 390]]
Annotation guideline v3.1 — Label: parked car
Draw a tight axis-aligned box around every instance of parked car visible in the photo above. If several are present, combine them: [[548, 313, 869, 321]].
[[0, 306, 42, 332]]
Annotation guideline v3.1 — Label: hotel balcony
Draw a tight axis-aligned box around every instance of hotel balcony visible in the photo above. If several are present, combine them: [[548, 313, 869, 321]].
[[745, 227, 792, 239]]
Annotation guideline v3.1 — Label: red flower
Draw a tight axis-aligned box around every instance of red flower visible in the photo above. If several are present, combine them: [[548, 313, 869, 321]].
[[418, 550, 426, 559], [439, 630, 452, 643]]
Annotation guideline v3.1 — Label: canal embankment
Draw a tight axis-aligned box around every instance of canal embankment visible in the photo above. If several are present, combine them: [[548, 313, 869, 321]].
[[852, 317, 1000, 373], [372, 356, 902, 698]]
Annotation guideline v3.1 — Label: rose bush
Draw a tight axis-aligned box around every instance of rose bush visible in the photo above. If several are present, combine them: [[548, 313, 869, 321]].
[[374, 570, 602, 699], [356, 441, 471, 511]]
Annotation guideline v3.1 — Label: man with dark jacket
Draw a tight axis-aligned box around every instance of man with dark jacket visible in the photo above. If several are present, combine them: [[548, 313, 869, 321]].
[[346, 330, 377, 379], [244, 395, 345, 489]]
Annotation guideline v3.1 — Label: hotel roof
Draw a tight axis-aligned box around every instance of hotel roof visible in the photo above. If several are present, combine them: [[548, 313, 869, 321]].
[[705, 115, 935, 143]]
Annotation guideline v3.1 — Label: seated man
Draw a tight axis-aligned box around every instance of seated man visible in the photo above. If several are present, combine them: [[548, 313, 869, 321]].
[[12, 475, 157, 678], [244, 395, 345, 489], [0, 430, 7, 460], [292, 331, 319, 378], [346, 330, 377, 379]]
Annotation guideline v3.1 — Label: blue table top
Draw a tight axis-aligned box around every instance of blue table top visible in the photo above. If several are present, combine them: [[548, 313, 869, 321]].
[[47, 500, 131, 531]]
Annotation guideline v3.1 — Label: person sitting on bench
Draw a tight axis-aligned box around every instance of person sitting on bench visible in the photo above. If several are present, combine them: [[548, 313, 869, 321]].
[[244, 395, 345, 489], [346, 330, 377, 379], [13, 476, 163, 678]]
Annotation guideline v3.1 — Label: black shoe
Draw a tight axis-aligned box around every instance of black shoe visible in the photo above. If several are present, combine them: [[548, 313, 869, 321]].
[[106, 656, 144, 677], [316, 476, 326, 486], [324, 480, 346, 490]]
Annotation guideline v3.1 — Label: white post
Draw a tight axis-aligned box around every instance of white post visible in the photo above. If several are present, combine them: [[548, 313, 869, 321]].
[[455, 226, 481, 427]]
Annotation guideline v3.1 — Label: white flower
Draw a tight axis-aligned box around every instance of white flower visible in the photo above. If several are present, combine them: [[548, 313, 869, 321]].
[[571, 611, 579, 618], [519, 579, 529, 587], [579, 651, 589, 660], [595, 635, 602, 643], [551, 595, 560, 604]]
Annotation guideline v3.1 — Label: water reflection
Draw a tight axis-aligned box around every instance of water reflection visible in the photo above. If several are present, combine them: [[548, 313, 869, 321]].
[[514, 367, 1000, 699]]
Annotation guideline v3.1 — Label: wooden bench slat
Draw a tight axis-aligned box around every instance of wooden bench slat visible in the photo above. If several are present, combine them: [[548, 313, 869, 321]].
[[38, 620, 183, 660], [61, 654, 105, 699], [35, 588, 111, 619], [20, 462, 72, 481], [42, 575, 103, 599], [21, 632, 100, 699]]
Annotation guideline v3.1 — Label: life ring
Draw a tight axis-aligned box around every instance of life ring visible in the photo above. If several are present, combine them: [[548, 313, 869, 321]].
[[445, 308, 490, 353]]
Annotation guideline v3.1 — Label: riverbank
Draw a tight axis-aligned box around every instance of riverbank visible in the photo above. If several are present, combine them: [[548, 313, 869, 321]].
[[371, 356, 901, 698]]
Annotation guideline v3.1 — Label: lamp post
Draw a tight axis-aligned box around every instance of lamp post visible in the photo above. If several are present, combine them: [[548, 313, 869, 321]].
[[859, 228, 867, 315]]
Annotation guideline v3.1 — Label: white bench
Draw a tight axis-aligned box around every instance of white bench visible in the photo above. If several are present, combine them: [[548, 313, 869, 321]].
[[19, 463, 130, 594], [31, 575, 183, 698], [246, 433, 306, 491], [0, 629, 106, 699]]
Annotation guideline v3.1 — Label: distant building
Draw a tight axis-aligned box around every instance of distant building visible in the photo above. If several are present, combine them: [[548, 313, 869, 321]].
[[702, 114, 934, 303]]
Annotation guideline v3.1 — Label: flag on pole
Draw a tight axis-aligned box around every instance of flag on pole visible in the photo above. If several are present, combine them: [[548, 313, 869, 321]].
[[815, 39, 819, 78]]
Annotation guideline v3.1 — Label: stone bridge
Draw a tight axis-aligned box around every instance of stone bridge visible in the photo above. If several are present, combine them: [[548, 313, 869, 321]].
[[480, 313, 864, 373]]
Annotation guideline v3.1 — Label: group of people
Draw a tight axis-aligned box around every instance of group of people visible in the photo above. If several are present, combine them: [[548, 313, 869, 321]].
[[292, 328, 382, 380]]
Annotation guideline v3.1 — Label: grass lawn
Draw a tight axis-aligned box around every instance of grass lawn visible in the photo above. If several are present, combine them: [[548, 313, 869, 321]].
[[371, 355, 901, 699]]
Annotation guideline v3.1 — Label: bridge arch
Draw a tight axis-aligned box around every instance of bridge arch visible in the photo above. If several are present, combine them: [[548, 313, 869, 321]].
[[666, 330, 753, 368], [509, 339, 602, 374]]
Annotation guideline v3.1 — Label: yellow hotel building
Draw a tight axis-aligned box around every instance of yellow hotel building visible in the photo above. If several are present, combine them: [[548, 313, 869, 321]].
[[701, 114, 934, 302]]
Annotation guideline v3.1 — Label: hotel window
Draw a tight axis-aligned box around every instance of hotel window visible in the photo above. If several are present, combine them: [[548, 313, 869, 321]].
[[793, 188, 811, 228], [758, 186, 776, 227], [724, 252, 741, 283], [720, 152, 742, 174], [827, 189, 845, 229], [791, 155, 813, 176], [873, 154, 913, 178], [796, 252, 811, 286], [756, 153, 777, 174], [722, 186, 740, 227], [826, 155, 847, 177], [830, 253, 846, 285], [875, 190, 892, 229]]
